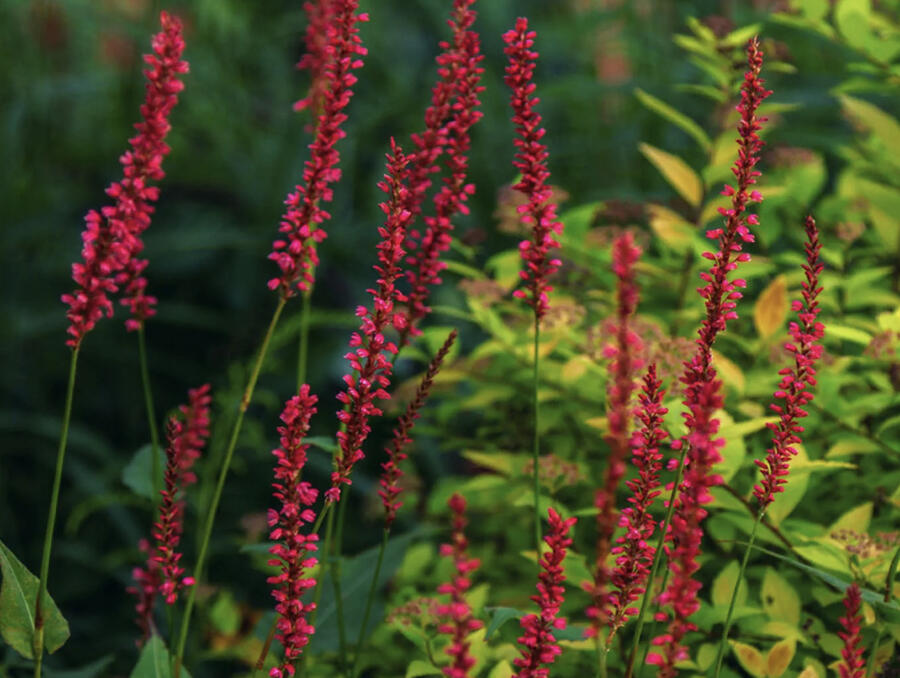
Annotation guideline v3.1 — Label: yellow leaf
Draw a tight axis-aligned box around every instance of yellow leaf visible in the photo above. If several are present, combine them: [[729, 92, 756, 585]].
[[712, 560, 747, 607], [648, 204, 695, 251], [561, 355, 593, 381], [730, 641, 767, 678], [761, 568, 801, 625], [584, 417, 609, 433], [766, 638, 796, 677], [487, 661, 514, 678], [711, 350, 745, 394], [829, 502, 873, 533], [639, 143, 704, 207], [797, 667, 819, 678], [754, 274, 789, 339]]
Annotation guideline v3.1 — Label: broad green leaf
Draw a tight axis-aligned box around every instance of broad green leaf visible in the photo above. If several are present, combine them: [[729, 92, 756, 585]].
[[121, 444, 161, 500], [486, 249, 524, 291], [0, 539, 70, 658], [798, 0, 829, 21], [766, 638, 797, 677], [129, 634, 191, 678], [839, 94, 900, 156], [720, 23, 764, 48], [461, 450, 518, 476], [712, 560, 747, 607], [639, 143, 704, 207], [209, 591, 241, 635], [647, 204, 695, 252], [730, 641, 766, 677], [829, 501, 872, 533], [406, 660, 442, 678], [484, 606, 521, 640], [825, 436, 881, 458], [634, 88, 711, 151], [487, 661, 515, 678], [825, 324, 872, 345], [754, 275, 789, 339], [834, 0, 874, 51], [761, 568, 802, 625]]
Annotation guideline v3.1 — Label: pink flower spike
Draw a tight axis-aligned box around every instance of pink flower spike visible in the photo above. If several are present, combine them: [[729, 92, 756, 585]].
[[436, 494, 483, 678], [503, 17, 564, 322], [837, 583, 866, 678], [380, 330, 457, 527], [586, 232, 643, 635], [294, 0, 337, 121], [402, 0, 484, 341], [753, 216, 824, 510], [513, 508, 577, 678], [62, 12, 188, 346], [268, 386, 321, 674], [330, 141, 413, 501], [268, 0, 368, 298]]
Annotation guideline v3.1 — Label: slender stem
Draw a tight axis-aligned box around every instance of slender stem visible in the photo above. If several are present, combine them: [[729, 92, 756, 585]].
[[350, 529, 390, 677], [298, 502, 337, 676], [597, 638, 608, 678], [866, 623, 885, 677], [532, 317, 542, 557], [624, 443, 688, 678], [718, 482, 796, 554], [253, 621, 279, 677], [713, 509, 762, 677], [33, 347, 79, 677], [332, 492, 349, 674], [297, 289, 313, 390], [137, 324, 162, 501], [174, 297, 287, 676]]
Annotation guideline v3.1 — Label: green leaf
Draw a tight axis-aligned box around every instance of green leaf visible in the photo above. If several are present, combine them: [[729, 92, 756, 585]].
[[761, 568, 802, 625], [121, 444, 161, 500], [647, 204, 695, 252], [484, 606, 521, 640], [0, 539, 70, 659], [639, 143, 704, 207], [720, 23, 764, 48], [798, 0, 829, 21], [825, 324, 872, 345], [838, 94, 900, 156], [406, 660, 442, 678], [487, 661, 515, 678], [209, 591, 241, 635], [44, 656, 114, 678], [834, 0, 874, 51], [712, 560, 747, 607], [767, 445, 810, 525], [305, 435, 338, 455], [829, 501, 872, 533], [129, 634, 192, 678], [634, 88, 711, 151]]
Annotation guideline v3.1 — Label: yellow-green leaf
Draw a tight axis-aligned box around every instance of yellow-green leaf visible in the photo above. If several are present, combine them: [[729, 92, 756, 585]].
[[829, 502, 873, 533], [767, 445, 810, 525], [797, 664, 819, 678], [487, 661, 514, 678], [635, 88, 712, 151], [712, 560, 747, 607], [754, 275, 789, 339], [711, 350, 745, 394], [730, 641, 767, 678], [648, 204, 695, 252], [639, 143, 704, 207], [761, 568, 801, 625], [766, 638, 796, 677], [406, 660, 442, 678]]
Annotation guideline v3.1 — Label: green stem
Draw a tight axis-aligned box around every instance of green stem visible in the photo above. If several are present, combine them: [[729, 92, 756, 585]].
[[332, 494, 349, 675], [174, 297, 286, 677], [866, 623, 885, 677], [637, 565, 673, 678], [624, 442, 688, 678], [532, 317, 542, 558], [350, 529, 390, 677], [137, 324, 162, 501], [713, 509, 762, 677], [597, 639, 608, 678], [297, 289, 312, 390], [33, 347, 79, 677]]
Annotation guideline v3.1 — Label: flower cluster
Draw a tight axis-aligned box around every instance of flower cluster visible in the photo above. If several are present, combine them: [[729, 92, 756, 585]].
[[330, 142, 412, 502], [436, 494, 483, 678], [606, 366, 668, 640], [514, 508, 577, 678], [268, 0, 368, 298], [753, 215, 824, 509], [837, 583, 866, 678], [62, 12, 188, 347], [403, 0, 484, 340], [380, 329, 457, 527], [503, 17, 564, 321], [587, 232, 643, 632], [130, 383, 211, 639], [268, 386, 321, 677], [295, 0, 337, 121]]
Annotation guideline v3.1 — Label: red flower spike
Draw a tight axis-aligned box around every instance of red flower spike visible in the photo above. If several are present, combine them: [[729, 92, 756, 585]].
[[753, 216, 824, 509], [268, 0, 368, 298], [436, 494, 484, 678], [268, 386, 321, 676], [837, 583, 866, 678], [295, 0, 337, 121], [129, 384, 211, 641], [380, 330, 457, 527], [513, 508, 577, 678], [62, 12, 188, 345], [606, 366, 668, 639], [503, 17, 564, 321], [403, 0, 484, 340], [586, 232, 643, 633], [329, 141, 413, 502]]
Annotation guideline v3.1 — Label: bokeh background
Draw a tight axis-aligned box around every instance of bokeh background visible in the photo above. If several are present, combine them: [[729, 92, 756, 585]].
[[1, 0, 895, 674]]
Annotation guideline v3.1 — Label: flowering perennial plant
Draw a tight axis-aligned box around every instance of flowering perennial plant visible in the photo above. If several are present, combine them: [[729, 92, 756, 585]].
[[586, 232, 643, 632], [62, 12, 188, 346], [837, 583, 866, 678], [268, 0, 368, 298], [503, 17, 564, 321], [436, 493, 483, 678], [403, 0, 484, 339], [607, 365, 668, 640], [268, 386, 321, 676], [331, 141, 412, 501], [513, 508, 577, 678], [380, 329, 457, 527], [295, 0, 336, 120], [753, 215, 825, 509]]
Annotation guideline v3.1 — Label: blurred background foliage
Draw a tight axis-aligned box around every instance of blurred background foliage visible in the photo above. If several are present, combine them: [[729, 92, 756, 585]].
[[1, 0, 899, 675]]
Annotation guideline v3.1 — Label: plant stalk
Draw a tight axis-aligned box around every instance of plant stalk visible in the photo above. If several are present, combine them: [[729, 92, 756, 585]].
[[297, 289, 312, 390], [532, 317, 542, 558], [350, 528, 390, 677], [174, 297, 286, 676], [332, 493, 349, 674], [33, 346, 79, 678], [137, 324, 162, 501]]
